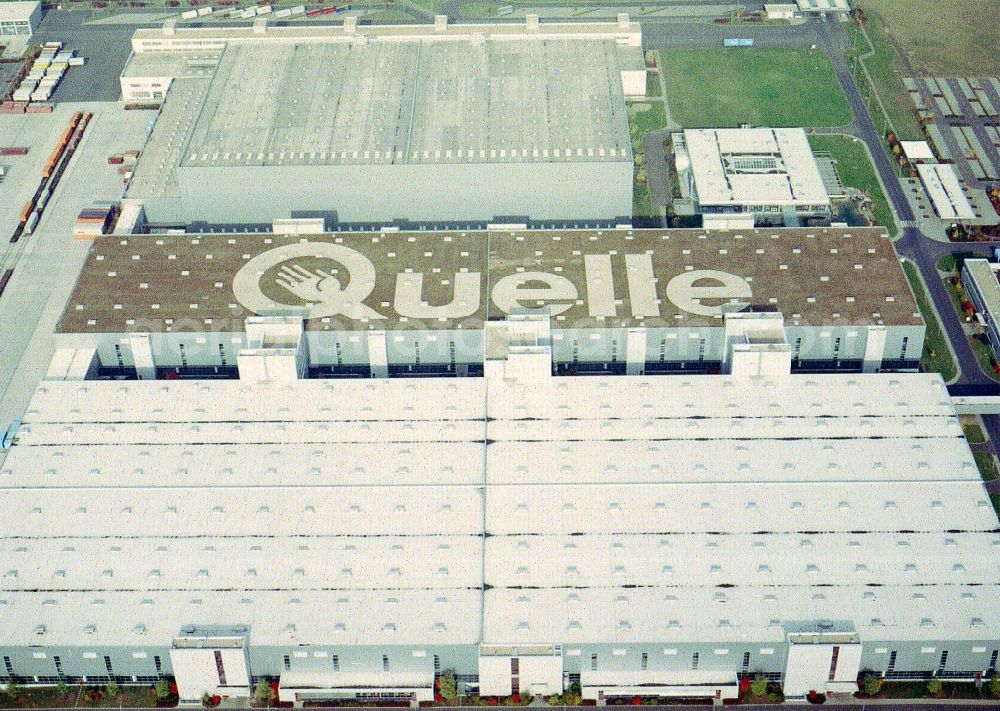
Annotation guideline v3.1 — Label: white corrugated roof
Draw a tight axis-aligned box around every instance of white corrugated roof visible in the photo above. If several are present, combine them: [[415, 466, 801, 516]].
[[1, 372, 998, 649], [686, 128, 829, 207], [917, 163, 976, 219]]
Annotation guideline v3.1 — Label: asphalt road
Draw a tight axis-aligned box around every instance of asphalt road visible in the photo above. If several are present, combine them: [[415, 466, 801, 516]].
[[32, 10, 135, 101]]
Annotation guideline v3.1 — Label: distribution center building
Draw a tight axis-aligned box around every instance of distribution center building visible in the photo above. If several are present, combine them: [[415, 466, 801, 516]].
[[672, 128, 832, 228], [119, 17, 644, 227], [1, 340, 999, 703], [54, 226, 924, 377]]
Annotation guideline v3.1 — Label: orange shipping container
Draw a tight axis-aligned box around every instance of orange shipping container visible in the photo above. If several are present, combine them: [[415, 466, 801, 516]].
[[19, 200, 35, 223]]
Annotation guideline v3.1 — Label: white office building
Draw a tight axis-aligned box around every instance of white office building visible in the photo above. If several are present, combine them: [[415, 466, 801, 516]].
[[0, 1, 40, 37], [672, 128, 832, 228], [962, 258, 1000, 358]]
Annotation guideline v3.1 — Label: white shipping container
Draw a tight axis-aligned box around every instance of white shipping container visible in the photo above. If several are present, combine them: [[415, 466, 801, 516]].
[[290, 5, 305, 13], [25, 212, 40, 235], [12, 90, 31, 102], [198, 6, 212, 14], [181, 9, 198, 18], [241, 7, 257, 17], [68, 57, 85, 67], [37, 189, 51, 210], [31, 90, 51, 102], [274, 7, 291, 16], [257, 4, 271, 13]]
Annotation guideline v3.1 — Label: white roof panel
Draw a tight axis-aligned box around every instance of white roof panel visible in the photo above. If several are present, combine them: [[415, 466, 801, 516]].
[[2, 372, 998, 650]]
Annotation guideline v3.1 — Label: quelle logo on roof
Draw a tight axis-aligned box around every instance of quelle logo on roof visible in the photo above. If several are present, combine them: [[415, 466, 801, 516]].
[[232, 242, 752, 322]]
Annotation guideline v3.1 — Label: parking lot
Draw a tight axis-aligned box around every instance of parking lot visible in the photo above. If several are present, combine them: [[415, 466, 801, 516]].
[[907, 76, 1000, 188], [31, 10, 137, 102]]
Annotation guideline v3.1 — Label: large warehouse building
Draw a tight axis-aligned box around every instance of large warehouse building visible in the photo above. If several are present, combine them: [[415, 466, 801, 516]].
[[54, 226, 924, 377], [1, 334, 999, 703], [118, 17, 644, 227]]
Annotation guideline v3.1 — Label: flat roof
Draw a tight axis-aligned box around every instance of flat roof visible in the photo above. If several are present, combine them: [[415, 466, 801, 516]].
[[0, 1, 39, 20], [121, 21, 641, 176], [917, 163, 976, 219], [1, 372, 998, 646], [58, 226, 922, 334], [796, 0, 849, 10], [174, 39, 633, 169], [963, 259, 1000, 312], [900, 140, 935, 162], [683, 128, 829, 207]]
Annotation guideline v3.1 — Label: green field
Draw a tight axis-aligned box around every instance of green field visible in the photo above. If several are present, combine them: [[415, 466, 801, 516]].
[[974, 451, 999, 482], [457, 1, 497, 17], [963, 422, 986, 444], [628, 101, 667, 222], [858, 0, 1000, 77], [808, 135, 896, 237], [901, 260, 957, 382], [661, 49, 852, 128], [844, 18, 923, 142]]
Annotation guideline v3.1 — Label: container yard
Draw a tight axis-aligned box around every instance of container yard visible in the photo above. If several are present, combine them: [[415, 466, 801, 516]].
[[7, 42, 85, 106], [9, 110, 92, 243]]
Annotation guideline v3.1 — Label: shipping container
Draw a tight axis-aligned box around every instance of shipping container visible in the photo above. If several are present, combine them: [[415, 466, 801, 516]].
[[19, 200, 34, 223], [68, 57, 85, 67], [37, 188, 51, 210], [257, 4, 271, 13], [274, 8, 291, 16], [290, 4, 305, 13], [24, 211, 40, 235], [0, 147, 28, 156], [198, 6, 213, 15]]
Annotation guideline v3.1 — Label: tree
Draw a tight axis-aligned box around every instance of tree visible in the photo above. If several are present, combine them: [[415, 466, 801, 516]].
[[990, 674, 1000, 698], [4, 681, 19, 699], [860, 674, 882, 697], [438, 671, 457, 700], [155, 679, 171, 700], [57, 680, 69, 696], [927, 676, 943, 695], [255, 679, 272, 705], [107, 681, 119, 697], [750, 675, 768, 698]]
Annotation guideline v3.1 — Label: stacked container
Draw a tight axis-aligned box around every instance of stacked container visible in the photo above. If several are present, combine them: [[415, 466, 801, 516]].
[[73, 204, 116, 240]]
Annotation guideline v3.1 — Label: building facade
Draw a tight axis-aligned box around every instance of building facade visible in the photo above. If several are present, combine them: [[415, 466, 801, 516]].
[[962, 258, 1000, 358], [1, 337, 998, 703]]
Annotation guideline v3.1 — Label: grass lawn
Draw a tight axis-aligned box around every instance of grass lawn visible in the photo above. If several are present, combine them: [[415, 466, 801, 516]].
[[901, 260, 957, 382], [628, 102, 667, 223], [660, 48, 851, 128], [856, 0, 1000, 77], [937, 253, 957, 273], [457, 1, 496, 17], [974, 451, 999, 482], [844, 17, 923, 142], [645, 72, 662, 98], [963, 422, 986, 444], [808, 134, 895, 237]]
